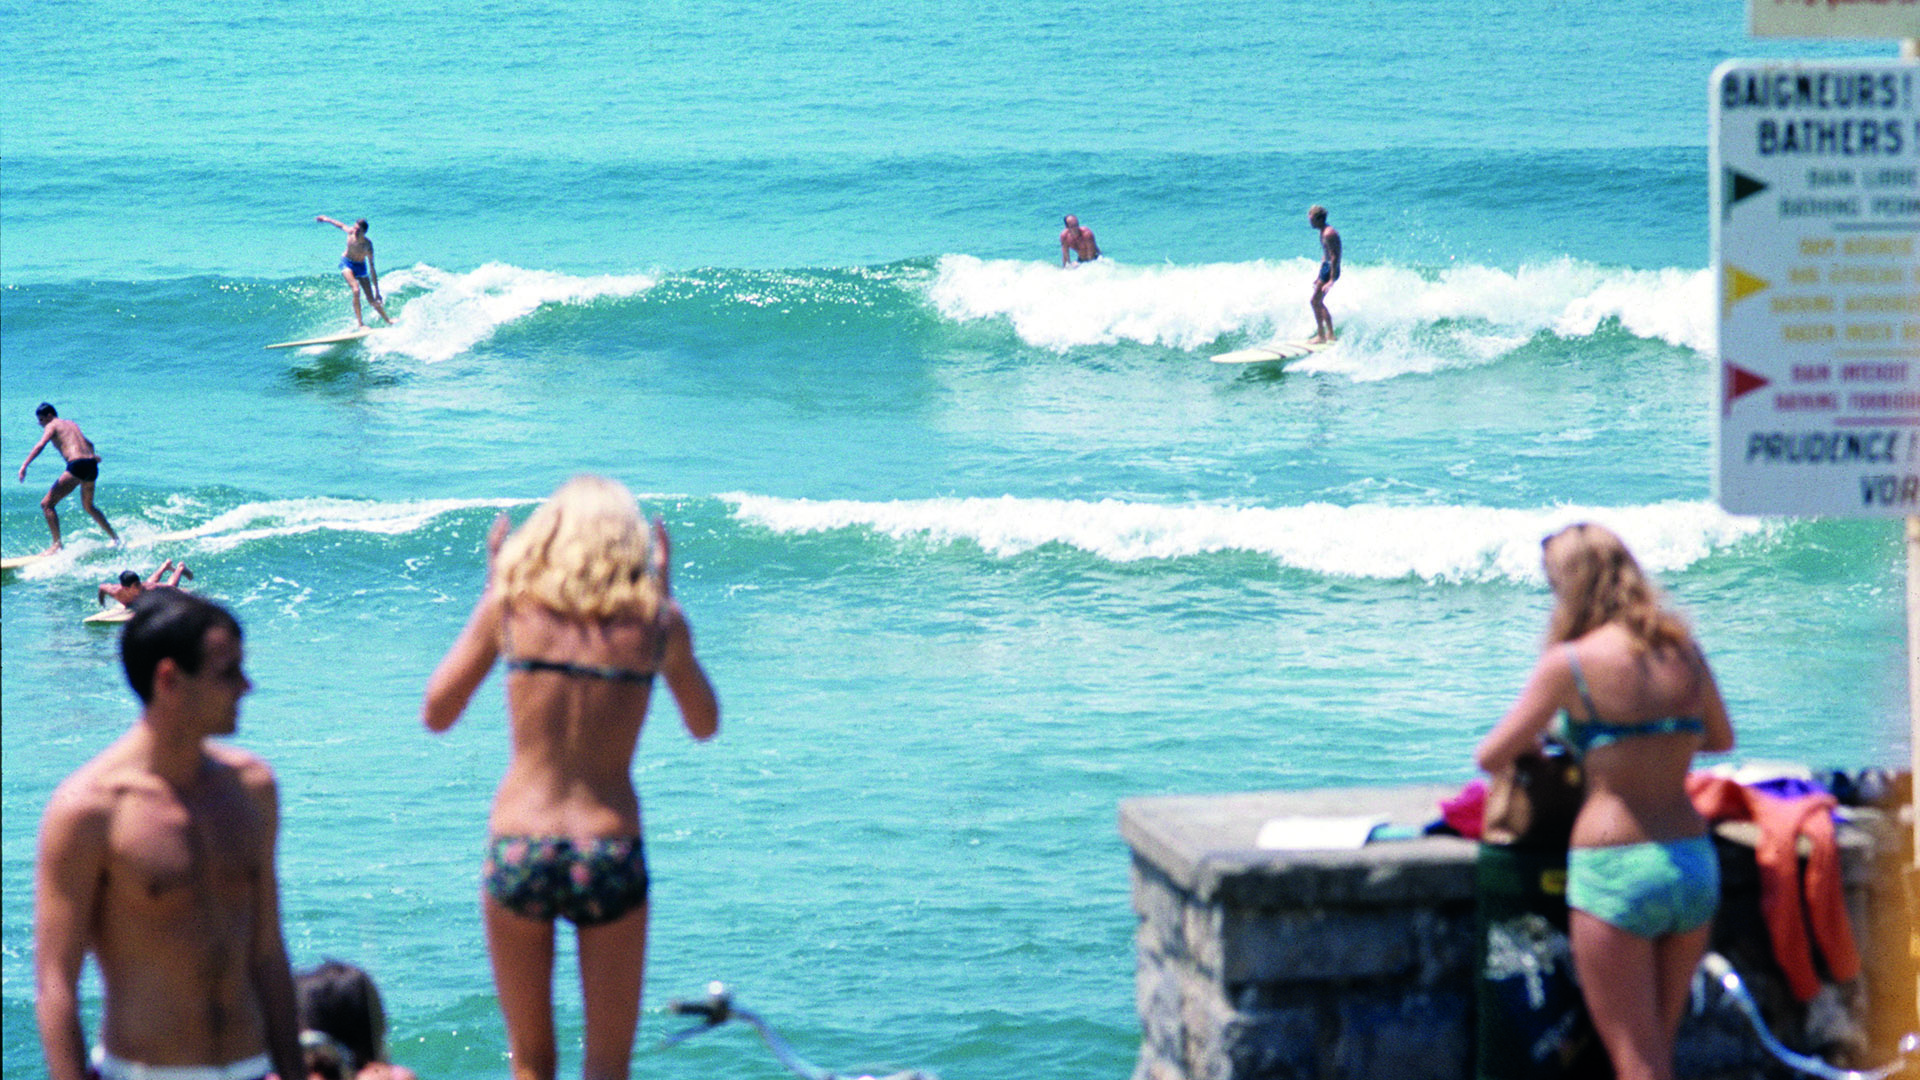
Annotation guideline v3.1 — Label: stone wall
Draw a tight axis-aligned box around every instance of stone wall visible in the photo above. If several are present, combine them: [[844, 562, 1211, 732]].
[[1119, 785, 1908, 1080]]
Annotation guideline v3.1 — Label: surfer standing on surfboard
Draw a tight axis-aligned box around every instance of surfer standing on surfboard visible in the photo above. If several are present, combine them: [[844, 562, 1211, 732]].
[[1307, 204, 1341, 344], [17, 402, 120, 554], [1060, 214, 1100, 266], [316, 215, 392, 327]]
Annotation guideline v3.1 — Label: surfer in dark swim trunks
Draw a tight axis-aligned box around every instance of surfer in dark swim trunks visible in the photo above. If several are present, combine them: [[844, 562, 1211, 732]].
[[1060, 214, 1100, 266], [1306, 204, 1341, 344], [316, 215, 392, 327], [17, 402, 120, 554]]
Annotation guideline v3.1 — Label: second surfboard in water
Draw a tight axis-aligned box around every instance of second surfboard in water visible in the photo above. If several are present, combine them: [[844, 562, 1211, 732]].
[[265, 327, 375, 350], [1211, 340, 1335, 365]]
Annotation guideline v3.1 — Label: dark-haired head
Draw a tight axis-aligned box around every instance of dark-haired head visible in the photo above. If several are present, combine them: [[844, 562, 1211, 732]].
[[356, 219, 369, 233], [297, 959, 388, 1072], [36, 402, 57, 422], [121, 590, 242, 703], [119, 570, 142, 588]]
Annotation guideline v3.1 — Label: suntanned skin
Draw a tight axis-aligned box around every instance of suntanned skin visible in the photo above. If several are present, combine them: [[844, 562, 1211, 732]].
[[316, 216, 392, 327], [98, 560, 193, 607], [34, 625, 302, 1080], [1307, 207, 1342, 344], [1060, 215, 1100, 267], [424, 512, 717, 1080], [1476, 545, 1735, 1080], [18, 411, 120, 554]]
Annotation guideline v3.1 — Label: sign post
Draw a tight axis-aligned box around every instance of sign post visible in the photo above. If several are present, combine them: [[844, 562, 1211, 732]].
[[1713, 53, 1920, 1037]]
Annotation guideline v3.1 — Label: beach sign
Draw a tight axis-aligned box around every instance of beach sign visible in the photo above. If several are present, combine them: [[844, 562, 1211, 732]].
[[1750, 0, 1920, 40], [1712, 59, 1920, 517]]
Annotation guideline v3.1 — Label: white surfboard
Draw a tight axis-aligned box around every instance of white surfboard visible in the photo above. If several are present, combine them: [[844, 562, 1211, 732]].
[[266, 327, 375, 350], [1211, 340, 1335, 365], [83, 604, 134, 625], [2, 553, 50, 572]]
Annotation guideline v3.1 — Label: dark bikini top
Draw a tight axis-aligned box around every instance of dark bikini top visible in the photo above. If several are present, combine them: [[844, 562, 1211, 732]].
[[1556, 646, 1705, 757], [500, 603, 665, 686]]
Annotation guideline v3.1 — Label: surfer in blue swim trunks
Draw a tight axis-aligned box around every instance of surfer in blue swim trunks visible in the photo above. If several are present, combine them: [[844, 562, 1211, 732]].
[[1476, 522, 1734, 1080], [17, 402, 120, 554], [1306, 205, 1341, 344], [316, 215, 392, 327]]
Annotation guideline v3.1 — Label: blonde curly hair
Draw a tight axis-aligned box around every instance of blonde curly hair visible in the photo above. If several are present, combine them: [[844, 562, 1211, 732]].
[[493, 475, 661, 621], [1541, 522, 1690, 652]]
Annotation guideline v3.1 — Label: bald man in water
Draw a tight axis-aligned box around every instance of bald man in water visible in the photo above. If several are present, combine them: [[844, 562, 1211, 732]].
[[1060, 215, 1100, 266]]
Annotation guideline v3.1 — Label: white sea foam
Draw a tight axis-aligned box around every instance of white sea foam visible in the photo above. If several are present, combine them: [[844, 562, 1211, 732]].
[[925, 255, 1714, 376], [365, 263, 658, 362], [141, 495, 536, 553], [724, 492, 1769, 584]]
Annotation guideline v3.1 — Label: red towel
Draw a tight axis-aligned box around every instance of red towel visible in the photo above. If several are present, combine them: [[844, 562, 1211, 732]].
[[1687, 774, 1861, 1001]]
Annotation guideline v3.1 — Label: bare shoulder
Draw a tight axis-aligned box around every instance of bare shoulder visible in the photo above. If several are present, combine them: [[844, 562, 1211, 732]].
[[206, 743, 279, 800]]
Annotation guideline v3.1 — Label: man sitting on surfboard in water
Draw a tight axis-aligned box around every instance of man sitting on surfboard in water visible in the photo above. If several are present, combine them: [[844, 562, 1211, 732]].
[[98, 560, 194, 607], [17, 402, 120, 554], [317, 215, 392, 327], [1060, 214, 1100, 267], [1307, 204, 1341, 344]]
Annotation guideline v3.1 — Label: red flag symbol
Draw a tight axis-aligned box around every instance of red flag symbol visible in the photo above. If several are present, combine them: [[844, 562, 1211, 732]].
[[1723, 362, 1770, 416]]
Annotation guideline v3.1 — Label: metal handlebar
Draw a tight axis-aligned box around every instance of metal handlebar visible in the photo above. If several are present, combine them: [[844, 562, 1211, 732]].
[[1699, 953, 1917, 1080], [664, 982, 938, 1080]]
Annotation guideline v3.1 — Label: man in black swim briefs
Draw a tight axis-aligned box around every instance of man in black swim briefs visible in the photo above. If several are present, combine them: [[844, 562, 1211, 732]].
[[1307, 204, 1342, 344], [316, 214, 393, 327], [17, 402, 120, 554]]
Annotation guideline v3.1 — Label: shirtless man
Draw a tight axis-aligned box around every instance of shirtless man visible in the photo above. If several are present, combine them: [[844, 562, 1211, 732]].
[[1307, 205, 1342, 344], [316, 215, 392, 327], [18, 402, 121, 553], [1060, 214, 1100, 267], [98, 560, 193, 607], [35, 590, 302, 1080]]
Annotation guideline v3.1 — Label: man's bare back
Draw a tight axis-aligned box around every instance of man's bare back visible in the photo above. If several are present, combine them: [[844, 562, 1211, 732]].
[[41, 419, 97, 464]]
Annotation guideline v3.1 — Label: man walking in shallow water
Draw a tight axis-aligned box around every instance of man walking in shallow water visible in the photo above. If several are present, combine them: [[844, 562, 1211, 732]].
[[35, 590, 303, 1080], [18, 402, 120, 554], [316, 215, 392, 327]]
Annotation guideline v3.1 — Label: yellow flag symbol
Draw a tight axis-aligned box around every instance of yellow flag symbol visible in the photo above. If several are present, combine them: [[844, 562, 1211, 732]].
[[1723, 265, 1769, 315]]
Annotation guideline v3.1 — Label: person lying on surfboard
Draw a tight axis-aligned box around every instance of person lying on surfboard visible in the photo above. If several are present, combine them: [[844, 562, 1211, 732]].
[[1306, 204, 1341, 344], [1060, 214, 1100, 266], [18, 402, 120, 554], [98, 560, 194, 607], [316, 215, 393, 328]]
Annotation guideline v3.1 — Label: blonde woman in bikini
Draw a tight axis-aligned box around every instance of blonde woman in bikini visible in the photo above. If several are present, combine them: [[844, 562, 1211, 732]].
[[424, 476, 719, 1080]]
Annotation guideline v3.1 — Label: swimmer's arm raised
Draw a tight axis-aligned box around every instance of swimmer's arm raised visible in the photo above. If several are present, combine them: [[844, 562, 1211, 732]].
[[315, 215, 349, 232], [33, 782, 109, 1080], [423, 589, 501, 733], [659, 603, 719, 741]]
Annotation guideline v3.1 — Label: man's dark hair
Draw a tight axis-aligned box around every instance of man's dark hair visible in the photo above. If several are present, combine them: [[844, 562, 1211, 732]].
[[36, 402, 57, 421], [119, 570, 141, 588], [297, 959, 388, 1073], [121, 589, 241, 703], [356, 219, 369, 233]]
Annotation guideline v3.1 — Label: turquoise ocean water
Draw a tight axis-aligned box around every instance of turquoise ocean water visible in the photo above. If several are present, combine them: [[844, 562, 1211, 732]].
[[2, 3, 1908, 1077]]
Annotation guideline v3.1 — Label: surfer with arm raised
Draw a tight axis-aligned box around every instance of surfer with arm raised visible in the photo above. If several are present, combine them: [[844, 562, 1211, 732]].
[[315, 215, 392, 327]]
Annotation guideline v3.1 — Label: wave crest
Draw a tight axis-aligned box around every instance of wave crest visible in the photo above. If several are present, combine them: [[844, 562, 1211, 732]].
[[925, 255, 1713, 375], [724, 492, 1767, 583]]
